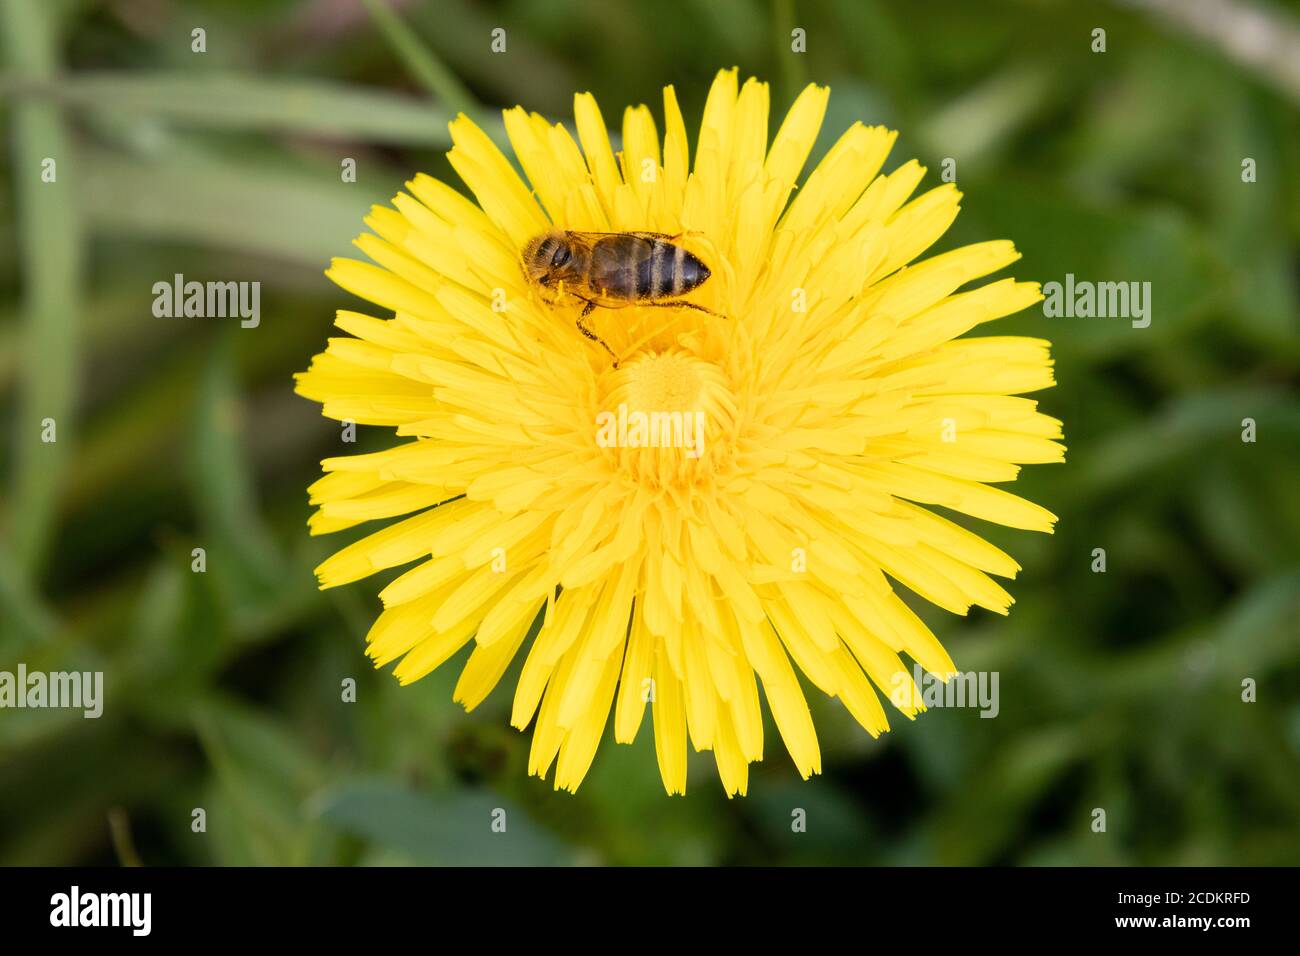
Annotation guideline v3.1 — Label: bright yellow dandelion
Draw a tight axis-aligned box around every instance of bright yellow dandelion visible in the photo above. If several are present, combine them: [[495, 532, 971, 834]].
[[295, 68, 1065, 796]]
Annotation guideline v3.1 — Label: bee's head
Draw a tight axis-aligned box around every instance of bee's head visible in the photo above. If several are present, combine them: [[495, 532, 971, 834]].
[[523, 231, 573, 283]]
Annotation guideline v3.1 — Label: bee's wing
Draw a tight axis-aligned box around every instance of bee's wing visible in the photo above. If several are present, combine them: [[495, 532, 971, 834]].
[[563, 230, 678, 243]]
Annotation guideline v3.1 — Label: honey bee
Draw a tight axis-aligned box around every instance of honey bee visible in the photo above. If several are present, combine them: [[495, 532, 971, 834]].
[[521, 230, 720, 366]]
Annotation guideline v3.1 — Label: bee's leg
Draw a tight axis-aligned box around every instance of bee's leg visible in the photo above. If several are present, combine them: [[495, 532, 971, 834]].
[[642, 300, 726, 320], [575, 299, 620, 368]]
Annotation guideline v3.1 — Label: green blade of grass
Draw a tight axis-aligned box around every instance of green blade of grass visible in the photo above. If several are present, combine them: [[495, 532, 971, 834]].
[[1, 71, 457, 146], [78, 146, 376, 266], [190, 335, 286, 608], [2, 0, 84, 575], [0, 543, 59, 653], [361, 0, 480, 119]]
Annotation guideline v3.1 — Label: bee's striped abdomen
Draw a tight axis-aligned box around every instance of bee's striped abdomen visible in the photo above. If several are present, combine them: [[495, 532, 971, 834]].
[[636, 241, 678, 298], [583, 233, 712, 306], [635, 240, 709, 300]]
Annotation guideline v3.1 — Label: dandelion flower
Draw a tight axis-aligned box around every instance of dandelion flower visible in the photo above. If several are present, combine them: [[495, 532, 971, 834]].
[[295, 68, 1065, 796]]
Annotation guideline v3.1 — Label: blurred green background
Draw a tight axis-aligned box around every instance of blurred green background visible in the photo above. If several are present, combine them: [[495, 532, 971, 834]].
[[2, 0, 1298, 866]]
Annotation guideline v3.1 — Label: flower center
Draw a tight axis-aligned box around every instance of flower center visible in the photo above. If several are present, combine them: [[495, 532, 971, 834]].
[[596, 349, 738, 489], [620, 350, 704, 410]]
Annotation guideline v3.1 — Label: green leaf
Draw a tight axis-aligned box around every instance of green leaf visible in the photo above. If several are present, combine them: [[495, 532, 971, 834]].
[[749, 778, 875, 860], [927, 726, 1082, 865], [190, 337, 286, 610], [193, 697, 332, 866], [1214, 569, 1300, 676], [311, 778, 570, 865], [1070, 386, 1300, 499], [0, 543, 58, 654]]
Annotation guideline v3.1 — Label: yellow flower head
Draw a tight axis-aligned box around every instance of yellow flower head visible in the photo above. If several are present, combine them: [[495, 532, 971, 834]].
[[295, 68, 1064, 796]]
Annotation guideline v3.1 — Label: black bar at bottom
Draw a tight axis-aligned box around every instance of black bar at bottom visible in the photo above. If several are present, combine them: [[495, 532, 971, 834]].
[[0, 865, 1280, 941]]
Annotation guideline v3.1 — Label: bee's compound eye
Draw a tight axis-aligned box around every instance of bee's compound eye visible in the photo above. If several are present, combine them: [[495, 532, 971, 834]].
[[551, 242, 571, 268]]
